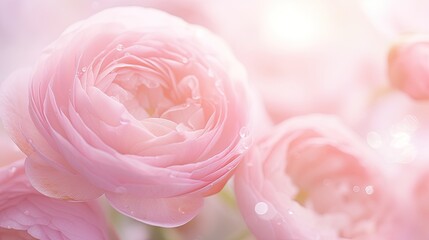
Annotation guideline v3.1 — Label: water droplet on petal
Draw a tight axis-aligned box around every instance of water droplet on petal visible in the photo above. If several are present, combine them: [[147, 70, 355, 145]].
[[255, 202, 269, 215], [239, 127, 250, 138], [287, 209, 294, 215], [182, 102, 190, 108], [81, 66, 87, 73], [178, 207, 186, 214], [352, 185, 360, 193], [116, 44, 124, 51], [365, 185, 374, 195]]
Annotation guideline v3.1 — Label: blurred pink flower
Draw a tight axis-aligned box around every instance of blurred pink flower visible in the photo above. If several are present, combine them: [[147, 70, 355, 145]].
[[0, 134, 111, 240], [0, 7, 253, 227], [207, 0, 387, 124], [234, 115, 393, 239], [388, 34, 429, 100]]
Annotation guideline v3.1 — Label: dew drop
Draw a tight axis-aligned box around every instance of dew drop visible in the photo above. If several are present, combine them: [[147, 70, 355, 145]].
[[116, 44, 124, 51], [352, 185, 360, 193], [81, 66, 87, 73], [182, 102, 191, 108], [178, 207, 186, 214], [365, 185, 374, 195], [239, 127, 250, 138], [254, 202, 269, 215], [287, 209, 294, 215]]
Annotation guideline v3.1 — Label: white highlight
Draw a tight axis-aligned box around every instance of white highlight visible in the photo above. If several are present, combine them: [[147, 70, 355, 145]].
[[254, 202, 269, 215], [261, 0, 328, 49]]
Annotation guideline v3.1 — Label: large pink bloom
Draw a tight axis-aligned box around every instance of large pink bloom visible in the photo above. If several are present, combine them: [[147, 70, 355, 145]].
[[0, 134, 111, 240], [234, 115, 394, 239], [0, 7, 252, 227]]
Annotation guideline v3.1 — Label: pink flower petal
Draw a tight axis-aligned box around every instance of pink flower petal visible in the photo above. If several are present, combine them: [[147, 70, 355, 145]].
[[106, 192, 204, 228]]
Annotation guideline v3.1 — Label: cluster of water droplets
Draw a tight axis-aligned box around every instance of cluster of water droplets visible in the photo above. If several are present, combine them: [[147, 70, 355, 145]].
[[351, 184, 375, 195], [366, 114, 419, 164]]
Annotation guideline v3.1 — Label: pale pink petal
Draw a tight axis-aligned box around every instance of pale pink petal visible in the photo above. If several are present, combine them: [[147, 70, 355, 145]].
[[0, 159, 111, 240], [25, 153, 103, 201], [106, 192, 204, 228]]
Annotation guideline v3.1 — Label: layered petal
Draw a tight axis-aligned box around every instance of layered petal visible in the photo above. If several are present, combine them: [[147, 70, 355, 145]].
[[235, 115, 393, 239], [0, 134, 111, 240], [1, 7, 257, 226]]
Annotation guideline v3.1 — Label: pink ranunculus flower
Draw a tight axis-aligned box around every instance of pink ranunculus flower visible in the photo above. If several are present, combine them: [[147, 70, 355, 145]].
[[0, 134, 111, 240], [388, 34, 429, 100], [0, 7, 252, 227], [234, 115, 394, 240]]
